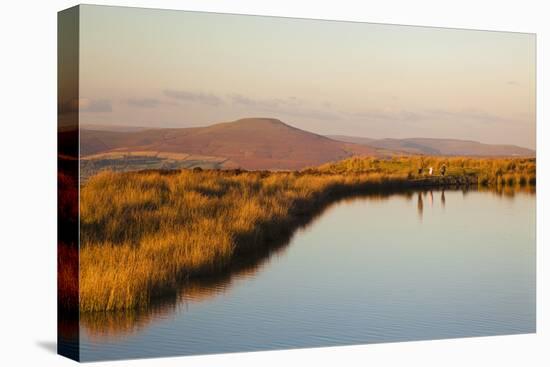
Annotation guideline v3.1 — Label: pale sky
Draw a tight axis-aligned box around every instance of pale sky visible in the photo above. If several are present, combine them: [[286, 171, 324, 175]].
[[79, 5, 536, 149]]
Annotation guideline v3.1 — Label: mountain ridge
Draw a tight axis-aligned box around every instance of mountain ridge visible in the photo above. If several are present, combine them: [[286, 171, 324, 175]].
[[328, 135, 535, 157], [79, 118, 534, 173]]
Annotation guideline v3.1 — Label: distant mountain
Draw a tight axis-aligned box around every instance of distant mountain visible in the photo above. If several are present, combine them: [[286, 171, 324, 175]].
[[328, 135, 535, 157], [80, 124, 150, 132], [81, 118, 378, 170]]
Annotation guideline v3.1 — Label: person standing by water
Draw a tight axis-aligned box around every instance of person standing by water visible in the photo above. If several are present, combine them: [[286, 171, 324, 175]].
[[428, 167, 433, 176], [440, 164, 447, 176]]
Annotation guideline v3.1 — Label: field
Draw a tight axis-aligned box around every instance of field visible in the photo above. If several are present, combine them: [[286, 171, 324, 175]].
[[78, 156, 535, 312], [80, 151, 238, 182]]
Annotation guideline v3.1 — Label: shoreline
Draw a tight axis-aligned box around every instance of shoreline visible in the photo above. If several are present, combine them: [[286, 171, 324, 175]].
[[76, 156, 535, 312], [78, 169, 533, 313]]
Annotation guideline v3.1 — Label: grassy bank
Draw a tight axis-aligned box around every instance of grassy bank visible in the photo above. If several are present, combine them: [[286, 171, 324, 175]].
[[80, 156, 535, 312], [316, 156, 536, 185]]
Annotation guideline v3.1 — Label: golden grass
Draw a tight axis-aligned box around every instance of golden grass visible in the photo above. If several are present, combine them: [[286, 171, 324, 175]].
[[80, 156, 535, 312], [316, 156, 536, 185]]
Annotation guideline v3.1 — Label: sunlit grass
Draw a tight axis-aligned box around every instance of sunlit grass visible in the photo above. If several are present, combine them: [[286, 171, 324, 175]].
[[80, 156, 535, 312], [316, 156, 536, 186]]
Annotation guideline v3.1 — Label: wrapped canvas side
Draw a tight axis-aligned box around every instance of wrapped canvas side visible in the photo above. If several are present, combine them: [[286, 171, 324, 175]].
[[57, 5, 80, 362]]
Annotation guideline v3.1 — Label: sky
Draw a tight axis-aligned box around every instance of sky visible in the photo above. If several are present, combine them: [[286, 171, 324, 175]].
[[79, 5, 536, 149]]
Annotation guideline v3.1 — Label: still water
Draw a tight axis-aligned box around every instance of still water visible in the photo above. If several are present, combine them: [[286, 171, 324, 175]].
[[79, 188, 535, 361]]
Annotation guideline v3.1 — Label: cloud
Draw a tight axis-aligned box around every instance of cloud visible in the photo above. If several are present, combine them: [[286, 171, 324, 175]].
[[338, 107, 519, 138], [79, 98, 112, 113], [226, 92, 513, 128], [229, 94, 340, 121], [347, 109, 423, 123], [163, 89, 223, 106], [229, 94, 282, 109], [425, 108, 512, 125], [149, 88, 517, 131], [127, 98, 162, 108]]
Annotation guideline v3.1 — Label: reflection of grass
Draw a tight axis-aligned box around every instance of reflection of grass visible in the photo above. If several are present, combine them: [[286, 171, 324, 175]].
[[78, 189, 431, 339], [80, 156, 535, 312], [80, 261, 271, 340]]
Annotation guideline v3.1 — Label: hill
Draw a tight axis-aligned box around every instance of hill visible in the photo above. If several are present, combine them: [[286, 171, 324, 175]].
[[80, 118, 378, 170], [328, 135, 535, 157]]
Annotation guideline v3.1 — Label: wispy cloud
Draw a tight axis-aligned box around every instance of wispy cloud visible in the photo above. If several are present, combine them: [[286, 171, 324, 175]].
[[425, 108, 512, 125], [345, 107, 513, 127], [227, 93, 513, 127], [229, 94, 340, 121], [79, 98, 112, 113], [229, 94, 284, 109], [163, 89, 223, 106], [132, 88, 516, 132], [127, 98, 162, 108], [347, 109, 422, 122]]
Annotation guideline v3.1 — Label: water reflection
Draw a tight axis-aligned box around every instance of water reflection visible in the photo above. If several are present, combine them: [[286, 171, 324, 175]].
[[77, 189, 419, 340], [416, 189, 445, 219], [417, 192, 423, 219], [74, 186, 535, 360], [413, 186, 534, 220], [79, 249, 298, 340]]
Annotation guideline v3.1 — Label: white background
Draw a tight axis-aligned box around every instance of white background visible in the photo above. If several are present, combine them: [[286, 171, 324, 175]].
[[0, 0, 547, 366]]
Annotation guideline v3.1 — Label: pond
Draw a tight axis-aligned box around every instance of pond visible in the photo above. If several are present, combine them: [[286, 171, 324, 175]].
[[78, 187, 536, 361]]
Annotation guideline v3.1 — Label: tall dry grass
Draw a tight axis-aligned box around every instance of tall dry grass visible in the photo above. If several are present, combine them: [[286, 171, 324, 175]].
[[316, 156, 536, 186], [80, 156, 535, 312]]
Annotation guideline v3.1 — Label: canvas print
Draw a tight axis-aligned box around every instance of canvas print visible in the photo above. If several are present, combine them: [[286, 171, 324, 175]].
[[58, 4, 536, 362]]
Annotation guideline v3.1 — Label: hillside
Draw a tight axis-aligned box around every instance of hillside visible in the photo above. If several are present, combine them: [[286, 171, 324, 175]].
[[328, 135, 535, 157], [80, 118, 378, 170]]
